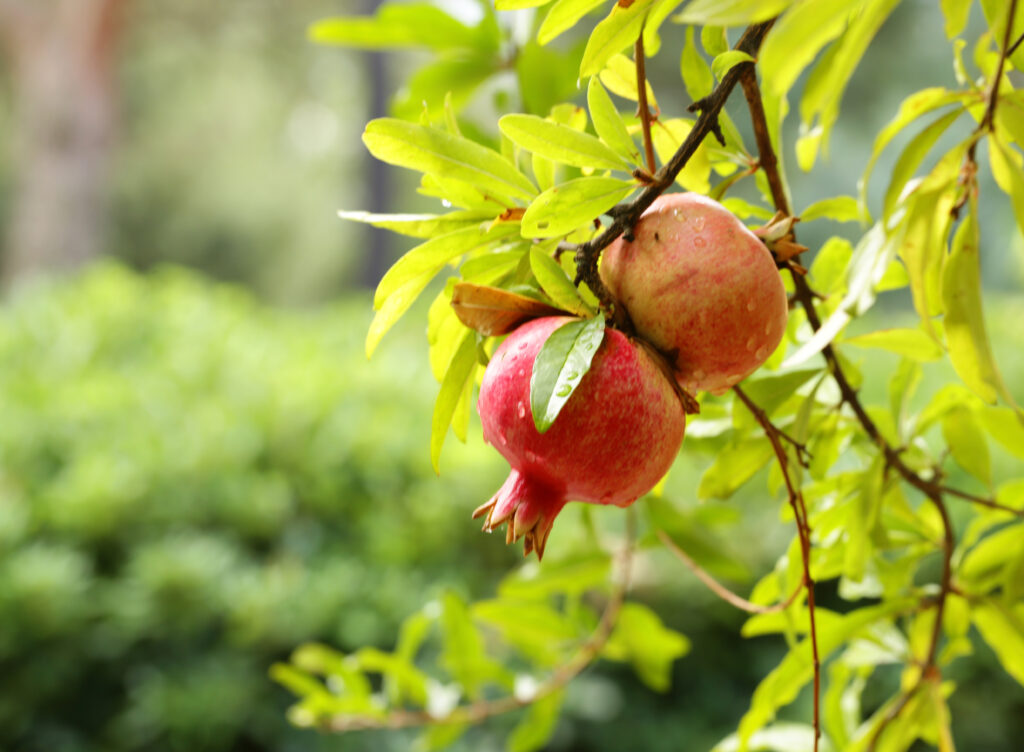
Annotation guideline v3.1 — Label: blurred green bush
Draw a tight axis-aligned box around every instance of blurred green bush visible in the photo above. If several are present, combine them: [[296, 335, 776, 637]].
[[0, 263, 514, 752]]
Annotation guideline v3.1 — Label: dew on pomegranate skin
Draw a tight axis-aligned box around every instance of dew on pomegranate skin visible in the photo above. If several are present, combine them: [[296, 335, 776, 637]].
[[755, 346, 768, 360], [745, 336, 756, 351], [692, 216, 706, 231], [517, 401, 526, 419], [499, 432, 508, 446], [518, 369, 525, 378], [746, 300, 756, 312], [765, 323, 772, 335], [693, 236, 707, 248], [525, 450, 538, 464]]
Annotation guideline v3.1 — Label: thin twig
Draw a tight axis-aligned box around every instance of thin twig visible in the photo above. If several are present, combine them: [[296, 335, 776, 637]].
[[658, 530, 802, 614], [733, 384, 821, 752], [634, 33, 657, 176], [739, 68, 789, 214], [941, 484, 1023, 517], [323, 510, 637, 732]]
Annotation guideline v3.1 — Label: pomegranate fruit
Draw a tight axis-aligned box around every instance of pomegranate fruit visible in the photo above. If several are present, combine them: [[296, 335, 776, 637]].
[[600, 192, 788, 395], [474, 316, 686, 558]]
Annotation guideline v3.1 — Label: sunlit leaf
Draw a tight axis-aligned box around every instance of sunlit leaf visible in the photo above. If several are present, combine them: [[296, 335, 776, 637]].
[[698, 439, 775, 499], [579, 0, 658, 78], [942, 406, 991, 486], [760, 0, 865, 98], [882, 108, 964, 221], [711, 50, 755, 81], [508, 690, 565, 752], [431, 332, 478, 472], [499, 114, 630, 170], [309, 5, 482, 51], [537, 0, 607, 45], [602, 602, 690, 691], [587, 77, 640, 165], [973, 601, 1024, 687], [676, 0, 799, 26], [337, 210, 493, 238], [530, 248, 595, 316], [800, 196, 862, 223], [844, 328, 943, 361], [942, 206, 1006, 404], [363, 118, 536, 201], [521, 176, 636, 238]]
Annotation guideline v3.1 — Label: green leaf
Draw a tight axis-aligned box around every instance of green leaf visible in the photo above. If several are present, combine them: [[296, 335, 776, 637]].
[[714, 722, 824, 752], [497, 0, 555, 8], [990, 136, 1024, 242], [973, 601, 1024, 687], [392, 54, 498, 121], [367, 274, 436, 359], [309, 5, 481, 51], [538, 0, 607, 46], [337, 210, 492, 238], [521, 177, 636, 238], [363, 118, 536, 202], [681, 26, 715, 100], [598, 54, 659, 106], [844, 328, 943, 361], [981, 0, 1024, 70], [800, 196, 862, 223], [651, 119, 713, 193], [942, 406, 991, 485], [697, 439, 775, 500], [961, 526, 1024, 586], [977, 406, 1024, 460], [701, 26, 729, 56], [882, 108, 964, 221], [859, 87, 970, 213], [530, 315, 606, 433], [375, 222, 519, 307], [499, 114, 629, 170], [529, 248, 594, 316], [440, 591, 494, 698], [508, 690, 565, 752], [587, 77, 640, 165], [800, 0, 901, 162], [711, 50, 756, 81], [431, 332, 478, 473], [940, 0, 971, 38], [738, 369, 823, 418], [579, 0, 658, 78], [760, 0, 865, 98], [676, 0, 799, 26], [418, 723, 469, 751], [942, 207, 1006, 404], [602, 602, 690, 691], [738, 600, 914, 746], [498, 553, 612, 599]]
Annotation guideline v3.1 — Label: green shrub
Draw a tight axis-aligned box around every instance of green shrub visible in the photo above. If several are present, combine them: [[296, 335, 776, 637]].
[[0, 263, 511, 751]]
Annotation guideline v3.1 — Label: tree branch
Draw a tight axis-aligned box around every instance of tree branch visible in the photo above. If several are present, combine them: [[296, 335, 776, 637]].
[[574, 20, 775, 329], [658, 530, 803, 615], [323, 510, 636, 732], [634, 34, 657, 176]]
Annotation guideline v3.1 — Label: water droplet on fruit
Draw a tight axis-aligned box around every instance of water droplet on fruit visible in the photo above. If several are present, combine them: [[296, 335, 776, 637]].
[[499, 432, 508, 446], [692, 216, 705, 230], [755, 346, 768, 360], [517, 401, 526, 418], [693, 236, 706, 248], [693, 369, 706, 381], [765, 323, 772, 335], [746, 301, 756, 312], [727, 373, 741, 385], [745, 336, 756, 351], [525, 450, 538, 464], [518, 369, 525, 378]]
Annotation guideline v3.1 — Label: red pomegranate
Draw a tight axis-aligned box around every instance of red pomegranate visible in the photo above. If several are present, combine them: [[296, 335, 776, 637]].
[[601, 192, 788, 395], [474, 316, 686, 558]]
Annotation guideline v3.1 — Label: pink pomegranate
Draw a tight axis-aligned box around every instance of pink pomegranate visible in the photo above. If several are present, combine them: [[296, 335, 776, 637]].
[[600, 193, 788, 395], [474, 316, 686, 559]]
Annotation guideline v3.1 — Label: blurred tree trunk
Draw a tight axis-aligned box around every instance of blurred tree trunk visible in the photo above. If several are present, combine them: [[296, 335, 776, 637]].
[[0, 0, 127, 283]]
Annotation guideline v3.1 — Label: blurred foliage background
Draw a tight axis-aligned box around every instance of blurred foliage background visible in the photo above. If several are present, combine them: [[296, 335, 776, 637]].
[[0, 1, 1021, 751]]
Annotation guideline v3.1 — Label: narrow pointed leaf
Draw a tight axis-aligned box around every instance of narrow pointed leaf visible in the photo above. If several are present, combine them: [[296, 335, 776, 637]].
[[538, 0, 607, 45], [941, 208, 1003, 404], [675, 0, 798, 26], [844, 328, 944, 361], [338, 210, 492, 238], [882, 108, 964, 221], [522, 176, 635, 238], [499, 114, 629, 170], [579, 0, 657, 78], [711, 50, 755, 81], [530, 248, 594, 316], [530, 315, 606, 433], [587, 77, 640, 165], [363, 118, 536, 201], [431, 332, 478, 473], [800, 196, 862, 223]]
